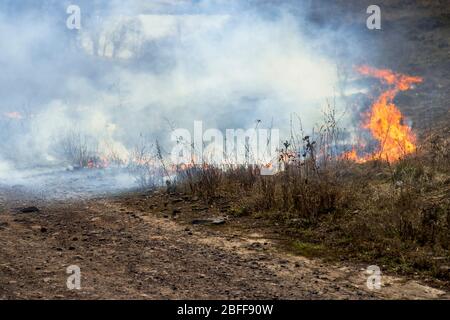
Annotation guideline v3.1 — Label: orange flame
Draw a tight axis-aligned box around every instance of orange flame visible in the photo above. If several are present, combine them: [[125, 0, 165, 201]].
[[344, 66, 422, 163], [4, 111, 23, 119]]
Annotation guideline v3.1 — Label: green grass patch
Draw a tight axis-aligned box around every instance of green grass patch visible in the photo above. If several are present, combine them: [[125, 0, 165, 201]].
[[291, 240, 325, 258]]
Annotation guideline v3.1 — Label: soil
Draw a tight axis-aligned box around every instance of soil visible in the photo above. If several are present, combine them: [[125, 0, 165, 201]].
[[0, 186, 448, 300]]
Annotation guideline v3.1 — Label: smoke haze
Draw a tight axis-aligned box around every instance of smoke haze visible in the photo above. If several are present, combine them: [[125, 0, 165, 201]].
[[0, 0, 367, 186]]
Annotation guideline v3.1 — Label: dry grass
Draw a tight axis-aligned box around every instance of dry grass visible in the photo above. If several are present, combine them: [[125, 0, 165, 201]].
[[172, 125, 450, 282], [58, 131, 99, 167]]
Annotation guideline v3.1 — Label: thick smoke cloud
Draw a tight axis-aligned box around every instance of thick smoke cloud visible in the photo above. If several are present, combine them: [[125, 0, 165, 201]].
[[0, 0, 363, 181]]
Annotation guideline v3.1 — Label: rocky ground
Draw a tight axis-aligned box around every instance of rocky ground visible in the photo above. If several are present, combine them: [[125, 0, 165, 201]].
[[0, 186, 448, 300]]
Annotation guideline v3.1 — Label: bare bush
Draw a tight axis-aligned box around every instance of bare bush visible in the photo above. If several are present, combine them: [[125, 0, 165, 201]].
[[127, 138, 167, 190], [58, 131, 99, 167], [176, 164, 223, 201]]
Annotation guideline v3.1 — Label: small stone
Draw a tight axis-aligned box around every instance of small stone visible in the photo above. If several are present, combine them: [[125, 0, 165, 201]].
[[191, 218, 226, 225], [211, 218, 225, 225], [19, 206, 40, 213]]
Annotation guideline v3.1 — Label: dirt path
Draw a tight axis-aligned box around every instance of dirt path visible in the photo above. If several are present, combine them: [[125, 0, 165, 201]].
[[0, 189, 448, 300]]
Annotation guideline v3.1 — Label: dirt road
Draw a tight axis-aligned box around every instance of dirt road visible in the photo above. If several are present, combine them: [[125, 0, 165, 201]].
[[0, 188, 448, 300]]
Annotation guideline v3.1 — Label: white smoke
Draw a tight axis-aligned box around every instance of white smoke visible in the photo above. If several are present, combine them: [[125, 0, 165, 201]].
[[0, 0, 360, 186]]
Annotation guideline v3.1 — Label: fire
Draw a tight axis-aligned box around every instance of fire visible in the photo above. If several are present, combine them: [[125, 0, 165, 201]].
[[86, 156, 110, 169], [344, 66, 422, 163], [4, 111, 23, 119]]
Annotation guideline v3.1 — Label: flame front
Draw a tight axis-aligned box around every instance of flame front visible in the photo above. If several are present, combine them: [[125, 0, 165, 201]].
[[344, 66, 422, 163]]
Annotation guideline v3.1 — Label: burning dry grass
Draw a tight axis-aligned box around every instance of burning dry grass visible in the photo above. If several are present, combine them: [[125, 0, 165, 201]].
[[343, 66, 423, 163], [173, 132, 450, 282]]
